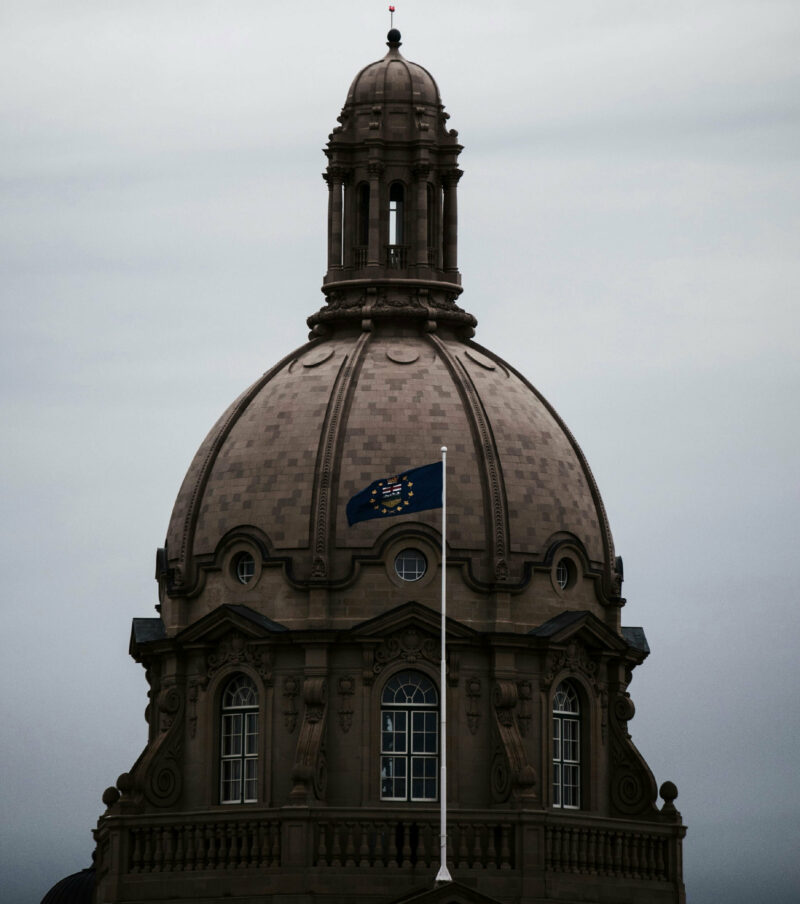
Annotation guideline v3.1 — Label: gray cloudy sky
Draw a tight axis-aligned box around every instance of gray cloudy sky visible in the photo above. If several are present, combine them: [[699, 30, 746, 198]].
[[2, 2, 799, 902]]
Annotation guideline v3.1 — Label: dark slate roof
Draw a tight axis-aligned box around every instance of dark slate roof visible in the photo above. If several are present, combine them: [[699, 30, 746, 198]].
[[131, 617, 167, 644], [621, 626, 650, 655], [41, 868, 95, 904], [528, 610, 591, 637], [225, 604, 288, 633]]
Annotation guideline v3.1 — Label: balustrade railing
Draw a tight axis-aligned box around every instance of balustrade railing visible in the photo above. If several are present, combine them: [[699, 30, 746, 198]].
[[128, 819, 280, 873], [544, 824, 670, 881], [114, 809, 678, 883], [353, 245, 368, 268], [314, 815, 513, 870], [385, 244, 407, 268]]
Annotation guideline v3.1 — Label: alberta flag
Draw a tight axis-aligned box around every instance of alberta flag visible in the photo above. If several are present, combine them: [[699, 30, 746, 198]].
[[346, 461, 443, 526]]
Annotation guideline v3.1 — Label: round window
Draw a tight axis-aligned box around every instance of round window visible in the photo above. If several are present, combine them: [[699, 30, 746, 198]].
[[555, 557, 574, 590], [394, 548, 427, 582], [234, 552, 256, 585]]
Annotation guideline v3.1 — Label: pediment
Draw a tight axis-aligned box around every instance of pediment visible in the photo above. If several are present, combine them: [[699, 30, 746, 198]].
[[177, 604, 288, 646], [529, 609, 631, 655], [350, 600, 477, 642], [388, 880, 504, 904]]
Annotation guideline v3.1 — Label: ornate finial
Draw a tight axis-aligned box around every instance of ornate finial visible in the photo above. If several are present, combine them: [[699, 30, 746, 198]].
[[387, 6, 401, 48]]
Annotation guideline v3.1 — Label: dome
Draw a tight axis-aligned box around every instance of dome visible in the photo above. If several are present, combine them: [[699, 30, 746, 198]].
[[40, 868, 95, 904], [345, 30, 441, 110], [163, 329, 617, 625], [158, 31, 622, 635]]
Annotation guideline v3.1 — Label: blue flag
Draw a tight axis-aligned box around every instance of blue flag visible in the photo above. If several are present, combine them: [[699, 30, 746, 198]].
[[346, 461, 443, 526]]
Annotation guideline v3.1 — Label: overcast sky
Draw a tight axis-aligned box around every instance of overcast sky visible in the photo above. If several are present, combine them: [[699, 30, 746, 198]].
[[2, 2, 799, 902]]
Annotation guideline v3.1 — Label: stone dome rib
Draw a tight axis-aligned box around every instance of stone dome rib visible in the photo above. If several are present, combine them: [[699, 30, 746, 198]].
[[167, 342, 314, 590]]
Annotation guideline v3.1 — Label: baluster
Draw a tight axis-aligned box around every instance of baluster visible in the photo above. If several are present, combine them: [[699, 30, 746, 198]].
[[217, 824, 229, 869], [130, 828, 142, 873], [544, 827, 552, 871], [656, 837, 666, 880], [578, 828, 588, 874], [387, 820, 399, 868], [500, 823, 512, 871], [621, 831, 630, 877], [142, 828, 153, 873], [270, 820, 280, 867], [205, 824, 216, 871], [613, 832, 623, 876], [401, 822, 412, 868], [458, 823, 469, 869], [184, 824, 194, 871], [587, 828, 597, 874], [648, 835, 657, 880], [486, 824, 498, 869], [173, 825, 184, 871], [373, 822, 386, 867], [427, 822, 438, 868], [331, 821, 343, 867], [257, 821, 269, 867], [551, 827, 561, 872], [152, 828, 163, 872], [344, 822, 356, 866], [606, 831, 615, 876], [570, 827, 580, 873], [631, 832, 640, 879], [472, 823, 484, 869], [227, 824, 239, 869], [316, 821, 328, 867], [359, 821, 371, 867], [195, 825, 206, 871]]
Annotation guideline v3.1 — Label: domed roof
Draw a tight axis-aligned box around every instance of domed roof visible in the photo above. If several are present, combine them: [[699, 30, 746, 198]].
[[345, 30, 441, 110], [165, 329, 615, 599], [40, 868, 94, 904]]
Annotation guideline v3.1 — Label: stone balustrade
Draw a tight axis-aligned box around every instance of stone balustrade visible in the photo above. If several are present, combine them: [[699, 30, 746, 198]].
[[112, 808, 681, 885]]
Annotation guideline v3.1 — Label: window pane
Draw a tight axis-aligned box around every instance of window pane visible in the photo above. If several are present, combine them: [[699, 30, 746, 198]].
[[553, 716, 561, 761], [382, 710, 407, 753], [245, 712, 259, 756], [244, 758, 258, 803], [381, 756, 407, 799], [221, 759, 242, 803], [222, 713, 243, 757], [411, 756, 437, 801]]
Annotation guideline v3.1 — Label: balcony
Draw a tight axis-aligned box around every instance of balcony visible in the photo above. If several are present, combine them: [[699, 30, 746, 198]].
[[101, 807, 683, 884]]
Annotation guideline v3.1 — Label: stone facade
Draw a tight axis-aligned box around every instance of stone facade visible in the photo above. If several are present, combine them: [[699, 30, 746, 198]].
[[89, 30, 686, 904]]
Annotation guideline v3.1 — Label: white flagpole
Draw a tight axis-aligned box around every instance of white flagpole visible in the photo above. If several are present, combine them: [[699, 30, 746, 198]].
[[436, 446, 452, 884]]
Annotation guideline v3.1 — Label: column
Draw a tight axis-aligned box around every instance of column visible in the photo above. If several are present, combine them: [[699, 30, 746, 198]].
[[414, 164, 430, 268], [367, 160, 383, 268], [325, 167, 344, 272], [442, 168, 463, 274]]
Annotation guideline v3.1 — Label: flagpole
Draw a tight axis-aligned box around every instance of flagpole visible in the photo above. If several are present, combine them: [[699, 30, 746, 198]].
[[436, 445, 452, 884]]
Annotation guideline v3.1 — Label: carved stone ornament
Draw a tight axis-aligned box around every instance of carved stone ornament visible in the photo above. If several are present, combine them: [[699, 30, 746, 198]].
[[465, 676, 481, 735], [608, 690, 658, 817], [206, 632, 273, 685], [373, 627, 438, 677], [542, 639, 599, 693], [337, 675, 355, 733], [283, 676, 300, 733], [491, 680, 537, 805], [131, 682, 186, 809], [515, 680, 532, 738], [290, 678, 329, 803]]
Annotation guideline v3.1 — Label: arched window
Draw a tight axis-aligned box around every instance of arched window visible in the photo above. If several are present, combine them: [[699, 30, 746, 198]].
[[380, 670, 438, 801], [552, 681, 580, 809], [220, 674, 259, 804], [389, 182, 405, 245]]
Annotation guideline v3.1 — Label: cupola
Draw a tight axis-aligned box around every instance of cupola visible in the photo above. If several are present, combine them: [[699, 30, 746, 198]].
[[310, 30, 475, 338]]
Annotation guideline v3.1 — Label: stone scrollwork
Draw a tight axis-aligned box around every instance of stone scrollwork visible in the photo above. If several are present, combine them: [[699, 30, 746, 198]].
[[608, 689, 658, 817], [130, 682, 186, 809], [491, 680, 537, 805], [283, 676, 300, 733], [290, 678, 329, 803]]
